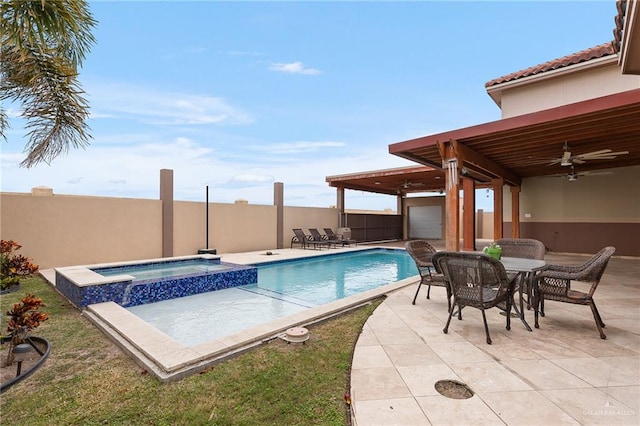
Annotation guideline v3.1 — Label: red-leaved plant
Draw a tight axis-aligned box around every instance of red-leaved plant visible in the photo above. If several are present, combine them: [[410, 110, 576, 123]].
[[4, 294, 49, 366], [1, 240, 39, 291]]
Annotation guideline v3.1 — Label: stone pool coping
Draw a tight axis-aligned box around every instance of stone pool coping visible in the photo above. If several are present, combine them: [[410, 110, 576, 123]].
[[42, 246, 418, 382], [54, 254, 221, 287]]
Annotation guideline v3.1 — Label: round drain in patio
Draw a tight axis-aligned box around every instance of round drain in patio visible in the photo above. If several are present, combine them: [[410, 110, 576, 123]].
[[434, 380, 474, 399]]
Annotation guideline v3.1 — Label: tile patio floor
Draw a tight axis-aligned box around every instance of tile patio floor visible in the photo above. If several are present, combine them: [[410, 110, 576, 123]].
[[350, 244, 639, 425]]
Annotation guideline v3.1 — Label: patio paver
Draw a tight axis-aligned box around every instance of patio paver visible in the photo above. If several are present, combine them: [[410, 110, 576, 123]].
[[351, 245, 640, 425]]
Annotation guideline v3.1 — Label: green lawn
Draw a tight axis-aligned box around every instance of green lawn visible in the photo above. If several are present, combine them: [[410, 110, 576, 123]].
[[1, 276, 380, 425]]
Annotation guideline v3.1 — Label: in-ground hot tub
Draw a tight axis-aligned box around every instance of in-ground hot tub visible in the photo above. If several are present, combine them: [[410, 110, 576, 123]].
[[54, 254, 258, 308]]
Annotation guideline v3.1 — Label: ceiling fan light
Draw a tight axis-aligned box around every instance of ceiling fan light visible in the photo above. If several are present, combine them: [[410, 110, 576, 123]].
[[560, 159, 572, 166]]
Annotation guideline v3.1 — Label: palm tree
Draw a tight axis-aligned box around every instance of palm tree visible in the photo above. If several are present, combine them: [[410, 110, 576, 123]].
[[0, 0, 96, 167]]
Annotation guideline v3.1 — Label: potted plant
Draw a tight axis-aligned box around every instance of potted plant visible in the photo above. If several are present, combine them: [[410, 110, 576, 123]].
[[1, 240, 39, 294], [482, 242, 503, 260]]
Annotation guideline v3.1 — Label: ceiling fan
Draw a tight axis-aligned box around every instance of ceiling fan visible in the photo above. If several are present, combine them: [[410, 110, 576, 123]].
[[548, 142, 629, 166], [546, 165, 613, 181], [401, 179, 425, 189]]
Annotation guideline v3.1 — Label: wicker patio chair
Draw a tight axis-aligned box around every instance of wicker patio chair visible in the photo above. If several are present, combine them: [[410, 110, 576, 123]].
[[534, 246, 615, 339], [496, 238, 546, 260], [405, 240, 450, 310], [433, 251, 515, 344], [496, 238, 546, 308]]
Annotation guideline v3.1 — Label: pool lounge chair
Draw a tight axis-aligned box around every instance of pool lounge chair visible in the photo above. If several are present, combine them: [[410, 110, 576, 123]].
[[309, 228, 342, 248], [291, 228, 332, 250], [324, 228, 357, 246], [308, 228, 338, 249]]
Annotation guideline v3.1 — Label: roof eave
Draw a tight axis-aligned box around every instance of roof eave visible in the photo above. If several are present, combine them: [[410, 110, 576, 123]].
[[486, 55, 618, 108], [619, 0, 640, 74]]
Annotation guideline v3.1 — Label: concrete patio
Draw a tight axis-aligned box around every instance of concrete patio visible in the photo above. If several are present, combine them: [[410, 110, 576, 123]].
[[350, 244, 639, 425]]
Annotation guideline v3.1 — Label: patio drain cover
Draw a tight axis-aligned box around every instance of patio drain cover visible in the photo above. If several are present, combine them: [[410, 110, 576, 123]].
[[434, 380, 474, 399]]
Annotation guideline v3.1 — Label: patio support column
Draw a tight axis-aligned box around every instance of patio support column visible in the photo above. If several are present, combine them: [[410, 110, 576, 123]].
[[492, 178, 504, 240], [274, 182, 284, 249], [160, 169, 174, 257], [336, 186, 345, 227], [511, 186, 521, 238], [462, 177, 476, 251], [444, 159, 461, 251]]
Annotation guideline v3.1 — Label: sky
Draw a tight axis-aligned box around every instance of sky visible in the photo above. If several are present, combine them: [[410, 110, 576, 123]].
[[1, 0, 618, 212]]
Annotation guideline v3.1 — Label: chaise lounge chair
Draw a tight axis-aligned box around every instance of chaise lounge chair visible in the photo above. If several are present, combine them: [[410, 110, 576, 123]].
[[308, 228, 338, 249], [324, 228, 357, 246], [291, 228, 332, 250]]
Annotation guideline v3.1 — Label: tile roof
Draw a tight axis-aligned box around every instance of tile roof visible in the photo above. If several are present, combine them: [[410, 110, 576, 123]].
[[613, 0, 627, 52], [485, 42, 616, 88]]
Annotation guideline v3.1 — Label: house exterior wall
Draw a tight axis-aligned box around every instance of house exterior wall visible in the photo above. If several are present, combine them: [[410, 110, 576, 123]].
[[498, 61, 640, 118], [501, 165, 640, 255]]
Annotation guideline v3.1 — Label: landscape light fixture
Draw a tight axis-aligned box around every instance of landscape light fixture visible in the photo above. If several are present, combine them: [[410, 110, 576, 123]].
[[12, 343, 32, 376]]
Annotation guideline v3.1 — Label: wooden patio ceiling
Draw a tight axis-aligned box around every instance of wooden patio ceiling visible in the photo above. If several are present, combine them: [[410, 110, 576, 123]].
[[326, 165, 446, 196], [388, 89, 640, 185], [327, 89, 640, 196]]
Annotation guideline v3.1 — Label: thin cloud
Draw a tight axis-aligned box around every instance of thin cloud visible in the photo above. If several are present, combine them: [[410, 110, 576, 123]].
[[248, 141, 344, 154], [231, 174, 274, 183], [85, 80, 254, 126], [268, 62, 322, 75]]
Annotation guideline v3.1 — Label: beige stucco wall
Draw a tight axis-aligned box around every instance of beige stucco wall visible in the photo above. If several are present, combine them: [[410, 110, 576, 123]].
[[502, 165, 640, 223], [498, 60, 640, 118], [476, 210, 494, 239], [284, 206, 340, 247], [0, 191, 342, 268], [0, 192, 162, 268], [173, 201, 277, 255]]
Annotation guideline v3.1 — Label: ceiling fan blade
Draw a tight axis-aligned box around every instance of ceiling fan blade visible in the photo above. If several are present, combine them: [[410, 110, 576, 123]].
[[581, 171, 613, 176], [581, 155, 617, 160], [572, 158, 586, 164], [575, 149, 612, 158], [593, 150, 629, 157]]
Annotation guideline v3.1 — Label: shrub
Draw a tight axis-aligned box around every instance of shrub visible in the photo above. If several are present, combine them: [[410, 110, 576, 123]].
[[0, 240, 39, 291], [4, 294, 49, 365]]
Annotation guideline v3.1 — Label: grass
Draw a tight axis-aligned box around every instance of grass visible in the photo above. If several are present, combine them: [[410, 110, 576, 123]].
[[1, 276, 382, 425]]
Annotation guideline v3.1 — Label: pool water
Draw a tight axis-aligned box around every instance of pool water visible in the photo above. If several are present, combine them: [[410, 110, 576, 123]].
[[127, 249, 417, 346], [94, 259, 229, 282]]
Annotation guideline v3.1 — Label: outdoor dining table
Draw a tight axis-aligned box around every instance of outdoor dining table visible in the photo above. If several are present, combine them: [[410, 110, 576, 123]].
[[499, 256, 547, 331]]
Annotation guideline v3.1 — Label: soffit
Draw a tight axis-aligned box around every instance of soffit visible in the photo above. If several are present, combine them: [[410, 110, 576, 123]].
[[326, 166, 446, 196], [388, 89, 640, 182]]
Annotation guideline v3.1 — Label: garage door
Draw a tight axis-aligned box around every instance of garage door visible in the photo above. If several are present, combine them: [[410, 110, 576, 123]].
[[408, 205, 442, 239]]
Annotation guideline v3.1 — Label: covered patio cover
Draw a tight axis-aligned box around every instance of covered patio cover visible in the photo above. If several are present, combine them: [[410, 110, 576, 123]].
[[388, 89, 640, 250]]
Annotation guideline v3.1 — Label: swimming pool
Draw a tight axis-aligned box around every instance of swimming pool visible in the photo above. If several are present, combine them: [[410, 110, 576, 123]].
[[93, 258, 231, 281], [128, 249, 417, 346], [54, 255, 257, 308], [81, 246, 421, 381]]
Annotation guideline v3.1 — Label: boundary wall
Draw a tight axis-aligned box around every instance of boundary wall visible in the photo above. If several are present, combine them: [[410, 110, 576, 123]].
[[0, 191, 338, 269]]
